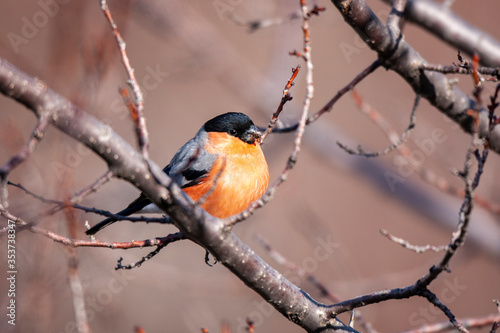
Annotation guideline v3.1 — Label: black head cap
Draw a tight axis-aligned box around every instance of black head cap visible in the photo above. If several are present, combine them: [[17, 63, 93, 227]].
[[204, 112, 261, 144]]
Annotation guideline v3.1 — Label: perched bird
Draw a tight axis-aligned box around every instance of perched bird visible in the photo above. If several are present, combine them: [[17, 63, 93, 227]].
[[86, 112, 269, 235]]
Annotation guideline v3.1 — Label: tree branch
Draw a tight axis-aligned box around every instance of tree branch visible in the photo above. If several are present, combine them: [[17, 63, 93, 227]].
[[401, 314, 500, 333], [330, 0, 500, 154], [100, 0, 149, 159], [380, 0, 500, 67]]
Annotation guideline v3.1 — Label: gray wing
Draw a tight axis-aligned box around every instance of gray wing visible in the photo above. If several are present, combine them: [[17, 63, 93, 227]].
[[85, 128, 216, 235], [165, 128, 217, 188]]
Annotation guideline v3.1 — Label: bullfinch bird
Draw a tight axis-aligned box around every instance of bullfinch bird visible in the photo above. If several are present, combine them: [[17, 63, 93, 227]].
[[86, 112, 269, 235]]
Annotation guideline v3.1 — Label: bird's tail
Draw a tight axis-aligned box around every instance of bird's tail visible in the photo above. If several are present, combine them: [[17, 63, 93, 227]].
[[85, 216, 118, 235], [85, 195, 151, 235]]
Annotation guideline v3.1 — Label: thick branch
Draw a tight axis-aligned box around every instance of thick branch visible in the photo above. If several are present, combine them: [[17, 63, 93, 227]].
[[380, 0, 500, 67], [330, 0, 500, 154]]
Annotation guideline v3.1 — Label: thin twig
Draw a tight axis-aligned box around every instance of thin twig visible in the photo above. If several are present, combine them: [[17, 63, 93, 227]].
[[229, 4, 324, 33], [7, 181, 171, 226], [31, 226, 186, 249], [340, 71, 500, 215], [115, 231, 186, 269], [229, 10, 301, 33], [100, 0, 149, 159], [420, 289, 467, 333], [337, 93, 419, 157], [0, 113, 50, 208], [421, 64, 500, 80], [380, 229, 448, 253], [0, 206, 178, 251], [401, 314, 500, 333], [470, 70, 499, 190], [272, 60, 381, 133], [71, 170, 114, 202], [336, 84, 500, 216], [261, 65, 300, 143]]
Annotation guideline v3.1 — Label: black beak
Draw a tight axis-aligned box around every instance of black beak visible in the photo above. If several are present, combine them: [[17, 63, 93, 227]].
[[243, 125, 262, 144]]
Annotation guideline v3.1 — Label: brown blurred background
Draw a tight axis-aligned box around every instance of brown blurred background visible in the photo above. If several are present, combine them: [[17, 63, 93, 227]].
[[0, 0, 499, 332]]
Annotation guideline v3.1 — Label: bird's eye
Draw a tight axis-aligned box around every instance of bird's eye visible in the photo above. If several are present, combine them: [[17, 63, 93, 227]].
[[229, 129, 237, 136]]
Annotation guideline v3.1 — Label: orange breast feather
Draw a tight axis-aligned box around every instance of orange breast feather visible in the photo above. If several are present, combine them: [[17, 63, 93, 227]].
[[182, 132, 269, 218]]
